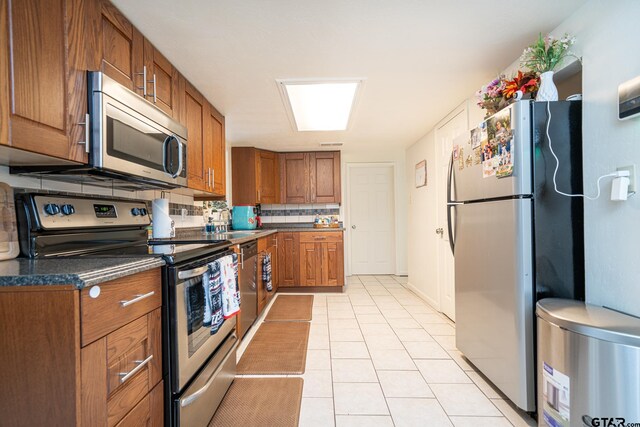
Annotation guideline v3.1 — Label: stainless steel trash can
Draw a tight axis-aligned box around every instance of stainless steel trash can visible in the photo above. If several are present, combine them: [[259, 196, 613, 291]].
[[537, 298, 640, 427]]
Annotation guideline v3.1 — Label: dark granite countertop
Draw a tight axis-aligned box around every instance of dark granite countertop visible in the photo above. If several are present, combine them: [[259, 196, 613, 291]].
[[0, 257, 165, 289]]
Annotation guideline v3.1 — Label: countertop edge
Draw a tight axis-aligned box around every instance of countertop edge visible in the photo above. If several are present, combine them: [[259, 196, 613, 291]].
[[0, 258, 166, 289]]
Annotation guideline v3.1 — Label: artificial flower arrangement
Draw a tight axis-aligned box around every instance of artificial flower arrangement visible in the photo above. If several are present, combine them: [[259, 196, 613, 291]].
[[476, 71, 539, 116], [476, 32, 575, 116], [520, 33, 576, 74]]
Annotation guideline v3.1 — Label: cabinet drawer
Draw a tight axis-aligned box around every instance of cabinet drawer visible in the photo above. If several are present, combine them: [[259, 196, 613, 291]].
[[81, 269, 161, 345], [299, 231, 343, 243]]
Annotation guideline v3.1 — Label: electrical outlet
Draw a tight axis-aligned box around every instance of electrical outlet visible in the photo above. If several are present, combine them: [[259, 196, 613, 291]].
[[617, 165, 636, 194]]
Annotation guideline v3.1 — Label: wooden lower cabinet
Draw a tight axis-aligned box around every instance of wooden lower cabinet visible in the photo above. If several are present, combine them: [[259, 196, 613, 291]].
[[299, 242, 322, 286], [278, 232, 300, 287], [278, 231, 344, 288], [299, 232, 344, 287], [0, 268, 163, 426]]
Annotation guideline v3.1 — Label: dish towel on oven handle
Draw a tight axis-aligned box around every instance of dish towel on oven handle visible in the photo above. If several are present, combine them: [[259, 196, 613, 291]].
[[262, 252, 272, 292], [219, 253, 241, 319], [208, 261, 225, 335], [203, 267, 212, 327]]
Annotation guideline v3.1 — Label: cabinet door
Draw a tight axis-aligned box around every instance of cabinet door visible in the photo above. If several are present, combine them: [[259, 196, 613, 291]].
[[144, 39, 179, 117], [322, 241, 344, 286], [87, 0, 144, 95], [257, 150, 278, 204], [310, 151, 341, 203], [268, 241, 279, 293], [281, 153, 309, 204], [2, 0, 88, 162], [278, 232, 299, 287], [299, 242, 322, 286], [185, 81, 208, 191], [208, 104, 226, 196]]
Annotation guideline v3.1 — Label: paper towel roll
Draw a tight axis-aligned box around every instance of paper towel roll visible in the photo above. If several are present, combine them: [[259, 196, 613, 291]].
[[152, 198, 175, 238]]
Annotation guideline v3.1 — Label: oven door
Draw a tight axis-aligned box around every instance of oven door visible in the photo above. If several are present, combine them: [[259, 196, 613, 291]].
[[171, 259, 237, 392], [174, 331, 238, 427], [89, 72, 187, 187]]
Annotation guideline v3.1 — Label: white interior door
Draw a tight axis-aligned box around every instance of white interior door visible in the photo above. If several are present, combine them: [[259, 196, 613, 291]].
[[436, 108, 467, 321], [348, 164, 395, 275]]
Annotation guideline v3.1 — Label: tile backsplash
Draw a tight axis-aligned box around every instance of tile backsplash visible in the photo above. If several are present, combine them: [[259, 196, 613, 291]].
[[1, 167, 341, 229], [260, 203, 341, 224], [0, 166, 209, 229]]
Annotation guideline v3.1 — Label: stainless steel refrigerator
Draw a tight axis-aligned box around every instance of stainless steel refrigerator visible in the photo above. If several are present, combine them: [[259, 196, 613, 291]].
[[448, 100, 584, 412]]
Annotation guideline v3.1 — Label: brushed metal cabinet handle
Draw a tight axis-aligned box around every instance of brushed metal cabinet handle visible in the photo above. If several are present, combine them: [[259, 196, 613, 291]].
[[119, 355, 153, 383], [78, 113, 90, 153], [135, 66, 148, 97], [120, 291, 155, 307], [152, 73, 157, 104]]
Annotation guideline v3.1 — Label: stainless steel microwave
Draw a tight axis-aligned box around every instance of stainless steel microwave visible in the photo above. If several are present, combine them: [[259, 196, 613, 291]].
[[88, 72, 187, 188]]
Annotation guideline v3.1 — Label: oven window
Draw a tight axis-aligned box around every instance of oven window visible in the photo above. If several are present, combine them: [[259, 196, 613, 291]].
[[184, 277, 212, 357], [106, 116, 167, 171]]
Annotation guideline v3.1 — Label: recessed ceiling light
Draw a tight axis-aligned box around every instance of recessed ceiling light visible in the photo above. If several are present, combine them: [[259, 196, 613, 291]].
[[277, 79, 363, 131]]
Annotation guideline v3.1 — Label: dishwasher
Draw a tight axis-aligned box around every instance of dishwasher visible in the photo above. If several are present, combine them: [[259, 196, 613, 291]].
[[238, 241, 258, 337]]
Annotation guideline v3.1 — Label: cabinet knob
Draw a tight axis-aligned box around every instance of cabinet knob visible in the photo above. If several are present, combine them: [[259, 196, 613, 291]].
[[351, 225, 356, 229], [435, 227, 444, 235]]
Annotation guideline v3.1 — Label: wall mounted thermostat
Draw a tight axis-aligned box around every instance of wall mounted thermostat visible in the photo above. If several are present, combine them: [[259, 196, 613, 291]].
[[618, 75, 640, 120]]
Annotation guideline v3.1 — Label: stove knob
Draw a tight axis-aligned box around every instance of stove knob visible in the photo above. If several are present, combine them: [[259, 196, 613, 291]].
[[44, 203, 60, 216], [61, 204, 75, 216], [131, 208, 141, 216], [140, 208, 148, 216]]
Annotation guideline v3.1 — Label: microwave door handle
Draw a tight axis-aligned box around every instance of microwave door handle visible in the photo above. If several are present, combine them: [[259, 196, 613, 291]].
[[178, 265, 209, 280], [162, 136, 169, 174], [175, 139, 184, 177]]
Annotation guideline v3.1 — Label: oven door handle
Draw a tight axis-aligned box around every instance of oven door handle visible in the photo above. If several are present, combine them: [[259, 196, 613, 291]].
[[180, 335, 238, 408], [178, 265, 209, 280]]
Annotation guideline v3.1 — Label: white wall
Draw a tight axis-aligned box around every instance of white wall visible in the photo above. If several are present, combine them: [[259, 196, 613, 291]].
[[552, 0, 640, 317], [341, 148, 408, 276], [406, 0, 640, 318], [405, 130, 438, 304]]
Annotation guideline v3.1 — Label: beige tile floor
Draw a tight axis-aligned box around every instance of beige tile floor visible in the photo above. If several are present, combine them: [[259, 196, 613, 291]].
[[238, 275, 537, 427]]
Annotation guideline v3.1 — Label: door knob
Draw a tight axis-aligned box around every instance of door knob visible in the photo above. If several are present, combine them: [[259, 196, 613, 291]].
[[351, 225, 357, 229], [435, 228, 444, 235]]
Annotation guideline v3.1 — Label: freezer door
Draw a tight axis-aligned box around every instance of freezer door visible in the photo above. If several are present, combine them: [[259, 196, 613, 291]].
[[452, 101, 532, 202], [454, 198, 535, 411]]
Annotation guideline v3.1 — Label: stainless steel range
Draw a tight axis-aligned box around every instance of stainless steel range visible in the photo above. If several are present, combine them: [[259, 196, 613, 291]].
[[15, 192, 238, 427]]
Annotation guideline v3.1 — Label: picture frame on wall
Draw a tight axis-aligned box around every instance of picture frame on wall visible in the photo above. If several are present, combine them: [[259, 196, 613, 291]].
[[415, 160, 427, 188]]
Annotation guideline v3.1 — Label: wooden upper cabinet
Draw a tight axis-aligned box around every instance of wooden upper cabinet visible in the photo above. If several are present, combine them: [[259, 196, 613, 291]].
[[281, 153, 310, 204], [257, 150, 279, 204], [231, 148, 278, 205], [143, 39, 179, 117], [208, 104, 226, 196], [279, 151, 341, 204], [1, 0, 88, 162], [87, 0, 144, 95], [310, 151, 341, 203], [184, 81, 208, 191]]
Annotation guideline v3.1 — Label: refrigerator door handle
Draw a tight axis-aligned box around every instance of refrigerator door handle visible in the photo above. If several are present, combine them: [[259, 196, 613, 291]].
[[446, 150, 459, 255], [447, 203, 456, 255], [447, 151, 454, 203]]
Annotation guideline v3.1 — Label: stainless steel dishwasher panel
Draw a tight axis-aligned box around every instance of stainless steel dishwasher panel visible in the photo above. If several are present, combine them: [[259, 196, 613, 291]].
[[239, 241, 258, 338]]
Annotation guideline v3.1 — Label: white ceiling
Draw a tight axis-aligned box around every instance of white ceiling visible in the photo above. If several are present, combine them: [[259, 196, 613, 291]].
[[113, 0, 585, 152]]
